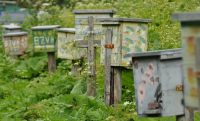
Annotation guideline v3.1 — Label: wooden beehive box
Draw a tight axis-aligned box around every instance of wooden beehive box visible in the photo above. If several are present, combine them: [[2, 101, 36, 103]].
[[99, 18, 152, 66], [125, 49, 184, 117], [72, 9, 115, 47], [55, 28, 87, 59], [1, 25, 22, 34], [31, 25, 61, 52], [172, 12, 200, 108], [3, 32, 28, 55]]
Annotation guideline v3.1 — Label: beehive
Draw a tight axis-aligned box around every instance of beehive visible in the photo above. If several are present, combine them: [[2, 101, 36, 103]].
[[55, 28, 87, 59], [73, 9, 115, 47], [3, 32, 28, 55], [1, 25, 22, 34], [99, 18, 152, 66], [172, 12, 200, 108], [31, 25, 61, 52], [125, 49, 184, 117]]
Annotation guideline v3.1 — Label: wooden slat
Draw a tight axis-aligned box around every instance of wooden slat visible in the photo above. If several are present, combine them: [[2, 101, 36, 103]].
[[87, 16, 96, 97], [104, 29, 112, 106], [100, 22, 120, 25], [75, 40, 101, 48], [114, 67, 122, 106], [47, 52, 56, 74]]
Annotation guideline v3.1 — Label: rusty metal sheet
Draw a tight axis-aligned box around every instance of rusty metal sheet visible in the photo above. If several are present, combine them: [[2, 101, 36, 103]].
[[104, 44, 114, 48], [176, 85, 184, 91]]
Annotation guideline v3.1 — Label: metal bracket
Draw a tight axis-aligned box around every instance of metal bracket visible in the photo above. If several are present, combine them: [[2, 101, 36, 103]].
[[176, 85, 183, 91], [104, 44, 114, 48], [196, 71, 200, 78], [148, 103, 159, 110]]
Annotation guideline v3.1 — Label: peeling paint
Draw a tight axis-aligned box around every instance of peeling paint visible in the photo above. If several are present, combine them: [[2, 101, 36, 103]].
[[134, 61, 139, 69], [138, 84, 146, 106], [149, 63, 154, 71], [141, 67, 144, 74], [141, 76, 147, 85], [150, 76, 155, 85]]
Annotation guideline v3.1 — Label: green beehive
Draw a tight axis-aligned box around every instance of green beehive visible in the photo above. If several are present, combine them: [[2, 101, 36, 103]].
[[31, 25, 61, 52]]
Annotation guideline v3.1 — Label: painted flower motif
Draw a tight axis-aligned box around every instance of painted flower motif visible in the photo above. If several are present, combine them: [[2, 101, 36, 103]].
[[43, 32, 46, 36], [34, 32, 37, 36], [38, 31, 42, 35], [136, 26, 145, 36], [48, 31, 52, 36], [137, 41, 142, 47]]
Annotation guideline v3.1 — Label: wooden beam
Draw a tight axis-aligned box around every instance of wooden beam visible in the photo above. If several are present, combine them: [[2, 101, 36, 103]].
[[113, 67, 122, 106], [87, 16, 96, 97], [104, 29, 112, 106], [75, 40, 101, 48], [47, 52, 56, 74], [194, 38, 200, 117]]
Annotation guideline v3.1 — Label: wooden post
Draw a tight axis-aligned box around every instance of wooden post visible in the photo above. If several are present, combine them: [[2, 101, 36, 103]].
[[185, 108, 194, 121], [47, 52, 56, 73], [194, 38, 200, 116], [113, 67, 122, 106], [72, 60, 80, 76], [87, 16, 96, 97], [104, 29, 112, 106]]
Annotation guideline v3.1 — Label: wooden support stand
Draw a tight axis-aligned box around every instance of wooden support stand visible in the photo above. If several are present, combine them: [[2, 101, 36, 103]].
[[87, 16, 96, 97], [47, 52, 56, 74], [105, 29, 122, 106], [113, 67, 122, 106], [176, 108, 194, 121], [104, 29, 112, 106]]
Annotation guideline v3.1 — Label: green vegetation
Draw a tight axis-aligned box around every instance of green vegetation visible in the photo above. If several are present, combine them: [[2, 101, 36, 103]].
[[0, 0, 200, 120]]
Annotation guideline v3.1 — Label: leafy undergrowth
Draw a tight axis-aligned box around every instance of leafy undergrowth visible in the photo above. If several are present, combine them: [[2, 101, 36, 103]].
[[1, 0, 200, 120]]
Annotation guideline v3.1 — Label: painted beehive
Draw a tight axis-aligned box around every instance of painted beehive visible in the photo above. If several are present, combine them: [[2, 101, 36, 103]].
[[99, 18, 152, 66], [1, 25, 22, 34], [125, 49, 184, 117], [3, 32, 28, 55], [31, 25, 61, 52], [55, 28, 87, 59], [73, 9, 115, 46], [172, 12, 200, 108]]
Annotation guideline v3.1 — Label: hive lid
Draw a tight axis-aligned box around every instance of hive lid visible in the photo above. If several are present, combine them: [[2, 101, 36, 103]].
[[31, 25, 61, 30], [172, 12, 200, 22], [125, 48, 182, 59], [73, 9, 115, 14], [1, 25, 22, 29], [3, 32, 28, 37], [98, 18, 152, 23], [55, 28, 75, 33]]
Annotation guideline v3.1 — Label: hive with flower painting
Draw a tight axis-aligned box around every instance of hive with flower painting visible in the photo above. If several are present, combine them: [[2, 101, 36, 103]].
[[99, 18, 152, 66]]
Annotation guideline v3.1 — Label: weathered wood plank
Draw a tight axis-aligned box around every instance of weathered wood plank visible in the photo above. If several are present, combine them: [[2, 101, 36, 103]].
[[114, 67, 122, 106], [185, 108, 194, 121], [104, 29, 112, 106], [194, 38, 200, 116], [47, 52, 56, 74], [87, 16, 96, 97], [110, 67, 114, 105], [75, 40, 101, 48]]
